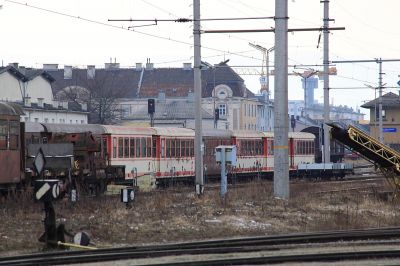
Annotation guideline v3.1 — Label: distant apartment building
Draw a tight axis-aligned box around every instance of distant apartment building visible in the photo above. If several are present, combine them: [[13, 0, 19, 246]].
[[288, 100, 365, 122]]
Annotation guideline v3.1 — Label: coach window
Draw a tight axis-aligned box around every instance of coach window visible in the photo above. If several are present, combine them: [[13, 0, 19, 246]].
[[190, 140, 194, 157], [185, 140, 190, 157], [166, 139, 171, 158], [0, 120, 7, 149], [118, 138, 124, 158], [147, 138, 152, 157], [176, 140, 181, 157], [136, 138, 141, 157], [112, 137, 117, 158], [268, 140, 274, 155], [130, 138, 135, 158], [124, 138, 129, 158], [152, 138, 156, 157], [10, 121, 20, 149], [171, 139, 176, 157], [181, 140, 186, 157], [102, 137, 107, 158], [141, 138, 146, 157], [161, 139, 165, 158]]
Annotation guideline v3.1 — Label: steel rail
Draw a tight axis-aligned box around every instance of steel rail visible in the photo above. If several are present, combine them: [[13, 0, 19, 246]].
[[2, 228, 400, 265]]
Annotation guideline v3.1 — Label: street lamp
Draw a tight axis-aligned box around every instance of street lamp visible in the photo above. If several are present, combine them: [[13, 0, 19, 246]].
[[293, 69, 318, 119], [265, 46, 275, 98]]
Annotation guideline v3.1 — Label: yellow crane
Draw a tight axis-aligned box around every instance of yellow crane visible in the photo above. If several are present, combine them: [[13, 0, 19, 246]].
[[248, 42, 274, 94]]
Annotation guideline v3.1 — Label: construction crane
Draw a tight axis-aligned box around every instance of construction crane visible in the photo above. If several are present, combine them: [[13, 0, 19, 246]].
[[248, 42, 274, 94]]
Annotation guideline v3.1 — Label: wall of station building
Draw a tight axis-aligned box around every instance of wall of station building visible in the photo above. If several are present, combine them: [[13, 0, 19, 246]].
[[20, 110, 88, 124]]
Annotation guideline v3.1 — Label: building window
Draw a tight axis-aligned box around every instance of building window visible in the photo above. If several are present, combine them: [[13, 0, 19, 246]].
[[52, 118, 55, 123], [34, 118, 39, 122], [44, 118, 48, 123], [218, 104, 226, 116], [25, 117, 29, 122]]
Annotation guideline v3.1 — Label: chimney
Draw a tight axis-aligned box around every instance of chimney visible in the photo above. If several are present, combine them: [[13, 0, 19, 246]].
[[183, 63, 192, 70], [145, 58, 153, 70], [87, 65, 95, 79], [43, 64, 58, 71], [9, 62, 18, 69], [37, 98, 44, 108], [81, 102, 87, 111], [64, 65, 72, 79], [136, 63, 142, 71], [105, 62, 120, 69], [158, 90, 166, 102], [24, 97, 31, 107]]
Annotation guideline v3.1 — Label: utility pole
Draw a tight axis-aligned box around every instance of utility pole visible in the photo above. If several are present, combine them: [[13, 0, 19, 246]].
[[193, 0, 203, 195], [378, 59, 383, 143], [274, 0, 289, 199], [322, 0, 331, 164], [332, 58, 400, 144]]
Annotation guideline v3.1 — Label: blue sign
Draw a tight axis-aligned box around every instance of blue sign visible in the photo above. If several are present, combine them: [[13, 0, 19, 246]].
[[397, 80, 400, 87], [383, 128, 397, 132]]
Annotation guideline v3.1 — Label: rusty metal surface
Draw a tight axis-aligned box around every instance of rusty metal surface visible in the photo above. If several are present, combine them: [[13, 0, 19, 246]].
[[0, 151, 20, 184]]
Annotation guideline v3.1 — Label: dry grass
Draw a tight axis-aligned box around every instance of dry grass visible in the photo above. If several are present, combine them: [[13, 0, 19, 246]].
[[1, 178, 400, 255]]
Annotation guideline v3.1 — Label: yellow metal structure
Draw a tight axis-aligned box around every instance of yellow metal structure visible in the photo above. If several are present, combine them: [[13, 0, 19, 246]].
[[347, 125, 400, 195]]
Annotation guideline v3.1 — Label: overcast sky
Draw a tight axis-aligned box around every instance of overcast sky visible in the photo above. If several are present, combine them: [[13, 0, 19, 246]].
[[1, 0, 400, 119]]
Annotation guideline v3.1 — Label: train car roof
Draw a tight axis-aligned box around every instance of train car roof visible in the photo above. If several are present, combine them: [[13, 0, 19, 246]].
[[24, 122, 46, 133], [289, 131, 315, 139], [261, 131, 274, 138], [231, 130, 264, 138], [0, 102, 24, 116], [42, 123, 106, 134], [202, 129, 232, 138], [102, 125, 156, 135], [153, 127, 195, 137]]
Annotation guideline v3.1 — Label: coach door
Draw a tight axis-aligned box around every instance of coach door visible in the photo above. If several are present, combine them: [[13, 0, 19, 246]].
[[289, 137, 295, 169], [154, 135, 161, 174]]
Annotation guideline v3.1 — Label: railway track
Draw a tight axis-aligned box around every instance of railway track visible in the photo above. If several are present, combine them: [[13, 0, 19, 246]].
[[3, 227, 400, 265]]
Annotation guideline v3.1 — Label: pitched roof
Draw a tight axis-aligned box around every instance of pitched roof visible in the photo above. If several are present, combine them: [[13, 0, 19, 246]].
[[0, 66, 28, 82], [50, 68, 142, 98], [361, 92, 400, 108], [49, 62, 253, 99], [23, 69, 55, 83]]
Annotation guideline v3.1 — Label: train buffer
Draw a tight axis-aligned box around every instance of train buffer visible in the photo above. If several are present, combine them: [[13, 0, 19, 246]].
[[328, 123, 400, 196]]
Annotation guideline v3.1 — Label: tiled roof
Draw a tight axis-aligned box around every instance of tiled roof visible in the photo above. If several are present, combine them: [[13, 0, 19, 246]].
[[50, 68, 142, 98], [361, 92, 400, 108], [49, 62, 253, 99]]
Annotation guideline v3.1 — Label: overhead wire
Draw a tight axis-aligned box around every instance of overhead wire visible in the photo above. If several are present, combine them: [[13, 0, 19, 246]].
[[4, 0, 263, 62]]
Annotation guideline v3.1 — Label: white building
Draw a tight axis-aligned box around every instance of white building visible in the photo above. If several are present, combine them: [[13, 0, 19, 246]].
[[0, 64, 88, 124]]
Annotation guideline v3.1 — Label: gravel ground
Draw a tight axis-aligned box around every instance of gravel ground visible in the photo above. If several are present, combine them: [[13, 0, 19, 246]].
[[1, 172, 399, 257]]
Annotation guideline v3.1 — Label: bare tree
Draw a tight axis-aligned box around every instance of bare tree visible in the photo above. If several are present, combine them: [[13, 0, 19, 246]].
[[56, 69, 124, 124]]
